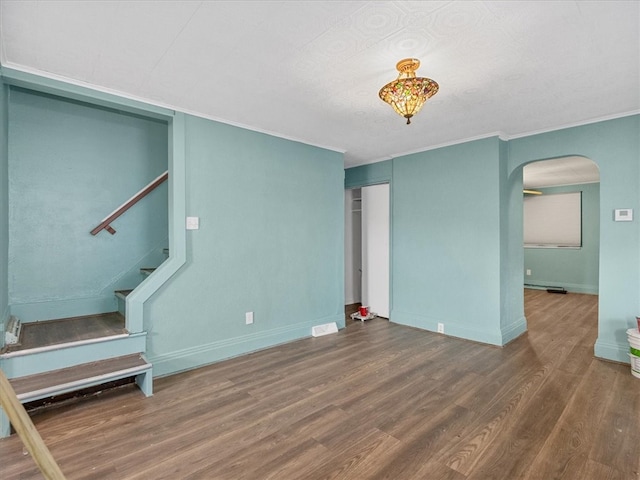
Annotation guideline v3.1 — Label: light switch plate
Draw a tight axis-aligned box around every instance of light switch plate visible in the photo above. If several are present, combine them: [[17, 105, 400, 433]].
[[186, 216, 200, 230], [614, 209, 633, 222]]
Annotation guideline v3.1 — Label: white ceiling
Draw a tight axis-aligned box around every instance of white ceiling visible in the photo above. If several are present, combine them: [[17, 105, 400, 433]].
[[1, 1, 638, 171], [523, 156, 600, 189]]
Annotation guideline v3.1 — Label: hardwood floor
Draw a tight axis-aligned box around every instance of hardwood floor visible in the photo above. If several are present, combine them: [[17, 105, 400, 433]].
[[1, 290, 638, 479]]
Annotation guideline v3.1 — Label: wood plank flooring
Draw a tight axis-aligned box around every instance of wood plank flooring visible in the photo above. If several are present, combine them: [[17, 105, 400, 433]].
[[1, 290, 639, 479]]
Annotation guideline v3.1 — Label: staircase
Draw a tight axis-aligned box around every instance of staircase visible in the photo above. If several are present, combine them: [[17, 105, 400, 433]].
[[0, 261, 166, 438]]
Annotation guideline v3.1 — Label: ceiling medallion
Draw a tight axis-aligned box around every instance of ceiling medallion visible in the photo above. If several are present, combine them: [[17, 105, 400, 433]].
[[378, 58, 439, 125]]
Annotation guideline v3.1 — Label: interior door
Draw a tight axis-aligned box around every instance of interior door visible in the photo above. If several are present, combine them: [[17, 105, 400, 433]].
[[361, 183, 390, 318]]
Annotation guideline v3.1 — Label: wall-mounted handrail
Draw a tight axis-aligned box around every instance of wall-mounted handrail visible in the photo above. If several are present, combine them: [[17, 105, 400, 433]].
[[91, 170, 168, 235], [0, 370, 66, 479]]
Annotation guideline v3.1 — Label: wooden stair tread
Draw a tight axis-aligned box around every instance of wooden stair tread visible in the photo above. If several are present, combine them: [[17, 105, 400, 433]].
[[1, 313, 126, 354], [115, 289, 133, 298], [9, 354, 150, 401]]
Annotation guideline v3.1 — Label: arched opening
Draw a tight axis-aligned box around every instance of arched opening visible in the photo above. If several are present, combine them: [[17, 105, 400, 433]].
[[520, 155, 600, 340]]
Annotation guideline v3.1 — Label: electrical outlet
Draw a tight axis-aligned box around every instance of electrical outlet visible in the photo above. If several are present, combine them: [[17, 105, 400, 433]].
[[245, 312, 254, 325], [437, 323, 444, 334], [526, 269, 532, 276]]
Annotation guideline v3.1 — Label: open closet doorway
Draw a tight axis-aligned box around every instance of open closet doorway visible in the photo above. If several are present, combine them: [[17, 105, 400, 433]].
[[345, 184, 390, 319]]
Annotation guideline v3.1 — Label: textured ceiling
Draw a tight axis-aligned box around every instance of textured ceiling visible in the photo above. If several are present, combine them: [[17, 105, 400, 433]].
[[1, 1, 638, 170], [523, 156, 599, 189]]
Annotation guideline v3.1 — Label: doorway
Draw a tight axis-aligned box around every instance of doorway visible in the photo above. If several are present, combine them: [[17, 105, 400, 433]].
[[345, 184, 390, 319], [522, 156, 600, 345], [522, 156, 600, 295]]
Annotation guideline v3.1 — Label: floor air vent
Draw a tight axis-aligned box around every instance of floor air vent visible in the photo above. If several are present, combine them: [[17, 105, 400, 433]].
[[311, 322, 338, 337]]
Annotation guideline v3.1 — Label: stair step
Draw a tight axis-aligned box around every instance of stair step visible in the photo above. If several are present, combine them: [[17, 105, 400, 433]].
[[1, 312, 126, 355], [140, 267, 156, 276], [115, 289, 134, 300], [0, 330, 147, 380], [9, 354, 152, 403]]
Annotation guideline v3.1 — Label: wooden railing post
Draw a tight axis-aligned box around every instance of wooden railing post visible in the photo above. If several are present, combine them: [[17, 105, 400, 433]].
[[0, 370, 66, 479]]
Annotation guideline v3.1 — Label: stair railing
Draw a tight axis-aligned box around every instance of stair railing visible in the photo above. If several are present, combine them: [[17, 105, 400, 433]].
[[0, 369, 66, 479], [90, 170, 168, 235]]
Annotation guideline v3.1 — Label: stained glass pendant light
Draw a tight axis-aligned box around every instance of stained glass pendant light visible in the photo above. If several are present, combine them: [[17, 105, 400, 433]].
[[378, 58, 439, 124]]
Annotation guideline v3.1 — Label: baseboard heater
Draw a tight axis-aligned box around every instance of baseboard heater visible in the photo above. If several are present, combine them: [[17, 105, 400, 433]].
[[546, 287, 567, 294], [5, 315, 22, 345], [525, 283, 568, 294]]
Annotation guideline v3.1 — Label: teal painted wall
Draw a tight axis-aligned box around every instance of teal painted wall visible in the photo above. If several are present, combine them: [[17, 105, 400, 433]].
[[499, 139, 526, 344], [0, 83, 8, 345], [509, 115, 639, 363], [8, 88, 169, 322], [144, 115, 345, 376], [346, 116, 638, 362], [2, 66, 634, 378], [391, 138, 507, 344], [344, 160, 392, 189], [524, 183, 600, 294]]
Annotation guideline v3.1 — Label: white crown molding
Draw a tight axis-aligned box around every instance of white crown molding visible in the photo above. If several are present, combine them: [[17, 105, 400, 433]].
[[348, 110, 640, 169], [0, 62, 347, 155], [346, 131, 509, 169], [506, 111, 640, 141], [3, 63, 637, 169]]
